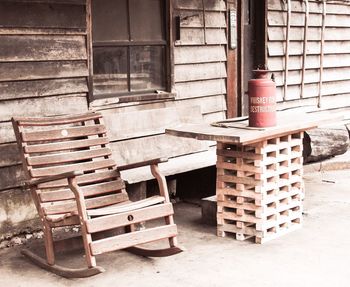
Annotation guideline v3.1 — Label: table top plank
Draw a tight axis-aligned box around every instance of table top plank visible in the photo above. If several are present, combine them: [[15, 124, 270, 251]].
[[166, 112, 343, 145]]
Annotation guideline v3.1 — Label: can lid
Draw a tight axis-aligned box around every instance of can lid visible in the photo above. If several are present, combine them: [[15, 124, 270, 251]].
[[252, 69, 270, 79]]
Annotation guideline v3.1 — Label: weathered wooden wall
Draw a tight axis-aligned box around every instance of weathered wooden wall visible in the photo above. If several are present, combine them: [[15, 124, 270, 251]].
[[267, 0, 350, 110], [0, 0, 89, 236], [91, 0, 229, 170], [173, 0, 228, 123], [0, 0, 229, 237]]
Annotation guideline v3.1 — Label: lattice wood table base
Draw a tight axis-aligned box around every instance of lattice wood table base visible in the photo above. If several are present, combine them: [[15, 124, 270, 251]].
[[216, 131, 304, 243]]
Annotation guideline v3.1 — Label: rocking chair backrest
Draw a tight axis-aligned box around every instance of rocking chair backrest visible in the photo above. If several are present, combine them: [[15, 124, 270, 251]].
[[12, 112, 129, 217]]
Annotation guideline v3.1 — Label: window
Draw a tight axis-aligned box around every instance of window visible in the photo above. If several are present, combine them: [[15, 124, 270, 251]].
[[91, 0, 168, 99]]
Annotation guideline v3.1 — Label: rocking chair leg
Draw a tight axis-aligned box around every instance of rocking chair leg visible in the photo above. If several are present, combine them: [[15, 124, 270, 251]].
[[165, 215, 178, 247], [81, 228, 96, 268], [43, 223, 55, 265]]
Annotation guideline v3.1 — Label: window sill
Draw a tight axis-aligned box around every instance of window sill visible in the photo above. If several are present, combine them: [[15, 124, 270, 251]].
[[89, 92, 176, 108]]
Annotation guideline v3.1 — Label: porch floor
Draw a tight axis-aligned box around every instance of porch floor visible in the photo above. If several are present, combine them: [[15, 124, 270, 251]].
[[1, 169, 350, 287]]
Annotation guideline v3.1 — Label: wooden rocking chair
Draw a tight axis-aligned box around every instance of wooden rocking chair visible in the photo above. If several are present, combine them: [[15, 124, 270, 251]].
[[12, 112, 182, 278]]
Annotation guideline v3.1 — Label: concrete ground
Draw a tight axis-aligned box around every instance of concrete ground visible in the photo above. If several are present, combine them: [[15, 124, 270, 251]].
[[0, 169, 350, 287]]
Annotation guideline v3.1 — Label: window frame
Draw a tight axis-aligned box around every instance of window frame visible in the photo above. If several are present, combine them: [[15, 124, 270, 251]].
[[87, 0, 173, 103]]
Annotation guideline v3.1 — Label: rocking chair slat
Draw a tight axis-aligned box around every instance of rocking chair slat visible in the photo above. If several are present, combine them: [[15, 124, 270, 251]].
[[21, 124, 106, 142], [28, 147, 112, 166], [30, 159, 116, 177], [40, 179, 125, 202], [25, 137, 109, 153], [14, 112, 102, 126], [87, 202, 173, 233], [38, 170, 120, 189], [43, 192, 129, 215], [90, 224, 178, 255], [87, 195, 165, 216]]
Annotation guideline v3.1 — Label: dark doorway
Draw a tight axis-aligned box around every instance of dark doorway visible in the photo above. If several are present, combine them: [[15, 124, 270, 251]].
[[238, 0, 266, 116]]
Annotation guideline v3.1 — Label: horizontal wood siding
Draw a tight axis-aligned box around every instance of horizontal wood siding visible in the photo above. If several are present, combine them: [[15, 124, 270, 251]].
[[267, 0, 350, 109], [0, 0, 229, 195], [0, 0, 89, 193], [173, 0, 228, 116], [90, 0, 228, 167]]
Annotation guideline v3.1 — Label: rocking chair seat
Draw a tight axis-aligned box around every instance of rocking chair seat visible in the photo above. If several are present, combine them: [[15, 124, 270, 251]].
[[87, 195, 165, 217]]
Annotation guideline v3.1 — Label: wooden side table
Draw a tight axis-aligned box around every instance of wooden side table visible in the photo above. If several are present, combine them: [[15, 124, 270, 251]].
[[166, 112, 341, 243]]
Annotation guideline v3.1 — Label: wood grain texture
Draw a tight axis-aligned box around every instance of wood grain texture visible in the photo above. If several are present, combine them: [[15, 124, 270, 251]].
[[90, 224, 177, 255], [0, 2, 85, 29], [0, 35, 87, 62], [0, 61, 88, 82], [0, 78, 88, 100], [0, 94, 88, 122], [87, 202, 173, 233]]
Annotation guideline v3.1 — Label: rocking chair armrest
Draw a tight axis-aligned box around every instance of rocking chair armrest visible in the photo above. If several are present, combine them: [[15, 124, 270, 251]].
[[118, 157, 168, 171], [23, 171, 84, 188]]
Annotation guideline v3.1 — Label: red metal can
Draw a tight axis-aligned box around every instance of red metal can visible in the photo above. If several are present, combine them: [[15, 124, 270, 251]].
[[248, 70, 276, 127]]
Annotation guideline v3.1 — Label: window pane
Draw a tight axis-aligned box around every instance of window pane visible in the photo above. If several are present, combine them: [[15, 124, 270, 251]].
[[129, 0, 165, 41], [92, 0, 128, 42], [130, 46, 166, 91], [93, 47, 128, 96]]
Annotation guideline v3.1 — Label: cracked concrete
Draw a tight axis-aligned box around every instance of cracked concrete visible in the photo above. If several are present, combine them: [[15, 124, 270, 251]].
[[0, 169, 350, 287]]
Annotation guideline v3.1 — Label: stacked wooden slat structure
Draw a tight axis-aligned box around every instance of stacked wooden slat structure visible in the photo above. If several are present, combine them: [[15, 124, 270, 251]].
[[216, 132, 304, 243]]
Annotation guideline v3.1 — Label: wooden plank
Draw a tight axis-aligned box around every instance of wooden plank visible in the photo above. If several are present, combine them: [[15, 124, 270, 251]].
[[110, 134, 208, 166], [175, 0, 203, 10], [0, 27, 86, 35], [175, 94, 227, 114], [38, 170, 121, 189], [30, 158, 116, 177], [176, 28, 226, 45], [268, 54, 350, 71], [175, 62, 226, 83], [205, 29, 227, 44], [276, 80, 350, 101], [43, 193, 128, 215], [273, 67, 350, 87], [202, 111, 226, 124], [205, 12, 226, 28], [268, 41, 350, 57], [268, 0, 350, 15], [0, 122, 16, 144], [174, 45, 227, 64], [165, 112, 341, 145], [204, 0, 226, 11], [87, 196, 166, 216], [0, 143, 21, 168], [179, 11, 204, 27], [101, 107, 181, 142], [0, 2, 85, 29], [277, 94, 350, 111], [27, 147, 112, 166], [268, 11, 350, 28], [175, 79, 226, 99], [40, 179, 125, 202], [87, 203, 173, 233], [90, 224, 177, 255], [176, 28, 204, 45], [0, 164, 26, 191], [268, 26, 350, 41], [17, 112, 101, 126], [25, 137, 109, 154], [217, 149, 263, 160], [0, 61, 88, 82], [0, 35, 87, 62], [22, 125, 106, 142], [0, 78, 88, 100], [0, 94, 88, 122]]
